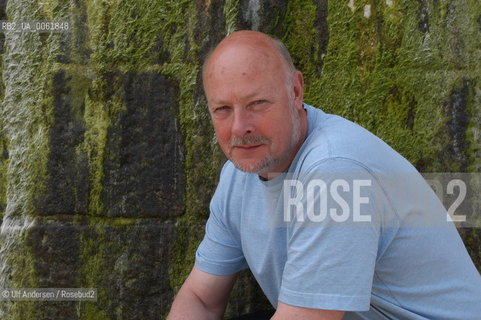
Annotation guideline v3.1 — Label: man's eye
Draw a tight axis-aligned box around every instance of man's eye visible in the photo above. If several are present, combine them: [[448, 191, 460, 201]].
[[250, 100, 269, 111], [212, 106, 231, 117], [215, 106, 229, 112]]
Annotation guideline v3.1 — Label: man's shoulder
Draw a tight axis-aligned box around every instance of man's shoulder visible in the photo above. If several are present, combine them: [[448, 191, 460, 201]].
[[300, 104, 415, 175], [305, 105, 388, 157]]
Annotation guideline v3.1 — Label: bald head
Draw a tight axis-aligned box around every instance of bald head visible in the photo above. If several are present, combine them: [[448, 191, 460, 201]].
[[202, 31, 297, 89]]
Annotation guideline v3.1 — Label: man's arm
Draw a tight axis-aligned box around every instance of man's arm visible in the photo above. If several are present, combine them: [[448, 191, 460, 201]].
[[168, 266, 237, 320], [271, 302, 344, 320]]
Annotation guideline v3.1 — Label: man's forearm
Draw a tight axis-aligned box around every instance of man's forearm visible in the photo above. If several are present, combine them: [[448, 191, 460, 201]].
[[167, 288, 223, 320], [168, 267, 237, 319]]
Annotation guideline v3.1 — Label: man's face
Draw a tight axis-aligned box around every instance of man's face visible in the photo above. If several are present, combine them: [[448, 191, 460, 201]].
[[203, 42, 304, 177]]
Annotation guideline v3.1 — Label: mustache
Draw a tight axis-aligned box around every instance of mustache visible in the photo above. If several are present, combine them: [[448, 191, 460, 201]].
[[229, 135, 270, 147]]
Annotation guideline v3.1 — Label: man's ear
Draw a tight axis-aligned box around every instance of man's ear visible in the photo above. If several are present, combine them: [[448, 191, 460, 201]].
[[292, 71, 304, 109]]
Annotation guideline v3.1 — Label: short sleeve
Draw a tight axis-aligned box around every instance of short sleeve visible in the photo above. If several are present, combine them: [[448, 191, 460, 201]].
[[195, 166, 249, 276], [278, 159, 382, 311]]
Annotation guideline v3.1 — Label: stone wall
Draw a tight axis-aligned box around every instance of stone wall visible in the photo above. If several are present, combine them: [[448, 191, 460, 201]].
[[0, 0, 479, 319]]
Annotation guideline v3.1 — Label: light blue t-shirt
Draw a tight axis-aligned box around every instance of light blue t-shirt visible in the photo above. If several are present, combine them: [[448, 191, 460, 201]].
[[195, 104, 481, 319]]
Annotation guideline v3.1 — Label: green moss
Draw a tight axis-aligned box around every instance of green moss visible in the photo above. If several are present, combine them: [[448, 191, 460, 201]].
[[81, 0, 210, 219], [80, 0, 222, 304], [224, 0, 239, 35], [0, 0, 5, 220], [82, 76, 111, 216], [92, 0, 224, 295], [78, 216, 150, 319], [0, 1, 75, 318], [283, 0, 321, 87], [156, 2, 212, 292], [466, 79, 481, 173], [2, 230, 40, 320], [301, 0, 472, 170], [3, 220, 42, 320], [78, 221, 111, 320], [0, 0, 94, 317], [2, 35, 49, 220]]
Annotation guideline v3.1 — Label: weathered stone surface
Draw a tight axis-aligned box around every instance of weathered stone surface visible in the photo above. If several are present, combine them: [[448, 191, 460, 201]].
[[101, 71, 184, 218], [26, 217, 82, 320], [225, 270, 273, 316], [443, 78, 470, 172], [0, 216, 176, 319], [0, 0, 6, 219], [238, 0, 289, 33], [0, 0, 186, 318], [80, 219, 177, 319], [39, 70, 89, 216], [0, 137, 7, 218]]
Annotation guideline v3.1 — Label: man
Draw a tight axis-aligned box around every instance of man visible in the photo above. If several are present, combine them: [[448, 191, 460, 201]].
[[168, 30, 481, 320]]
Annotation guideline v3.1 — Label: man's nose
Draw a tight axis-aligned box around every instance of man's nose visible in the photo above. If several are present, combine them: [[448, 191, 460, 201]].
[[231, 109, 254, 137]]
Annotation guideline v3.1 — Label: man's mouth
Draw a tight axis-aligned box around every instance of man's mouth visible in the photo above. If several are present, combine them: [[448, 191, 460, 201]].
[[230, 144, 265, 155], [234, 144, 262, 150]]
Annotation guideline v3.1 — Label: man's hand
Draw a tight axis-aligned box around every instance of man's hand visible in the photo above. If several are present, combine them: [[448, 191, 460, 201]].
[[271, 302, 344, 320], [167, 266, 237, 320]]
